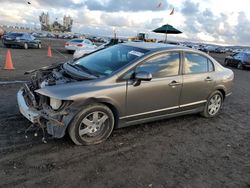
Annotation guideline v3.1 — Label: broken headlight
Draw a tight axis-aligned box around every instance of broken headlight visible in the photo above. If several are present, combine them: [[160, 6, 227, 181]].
[[49, 98, 62, 110]]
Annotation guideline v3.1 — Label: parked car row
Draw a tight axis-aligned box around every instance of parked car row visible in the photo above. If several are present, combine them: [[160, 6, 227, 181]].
[[2, 32, 41, 49], [225, 52, 250, 69]]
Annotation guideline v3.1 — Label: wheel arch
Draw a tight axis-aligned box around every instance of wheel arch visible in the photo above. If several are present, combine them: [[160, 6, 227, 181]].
[[77, 97, 121, 129], [213, 86, 226, 100]]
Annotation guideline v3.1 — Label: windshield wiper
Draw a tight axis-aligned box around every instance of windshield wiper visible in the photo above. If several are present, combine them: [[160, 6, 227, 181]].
[[66, 62, 95, 76], [65, 62, 97, 78], [74, 64, 103, 77]]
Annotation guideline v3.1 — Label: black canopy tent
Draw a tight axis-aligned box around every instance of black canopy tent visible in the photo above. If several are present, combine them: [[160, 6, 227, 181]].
[[153, 24, 182, 42]]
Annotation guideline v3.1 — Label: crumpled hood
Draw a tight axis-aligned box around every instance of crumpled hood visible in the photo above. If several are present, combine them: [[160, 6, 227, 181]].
[[35, 78, 116, 100]]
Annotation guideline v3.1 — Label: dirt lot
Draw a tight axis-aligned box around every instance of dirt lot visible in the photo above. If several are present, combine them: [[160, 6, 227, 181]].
[[0, 40, 249, 188]]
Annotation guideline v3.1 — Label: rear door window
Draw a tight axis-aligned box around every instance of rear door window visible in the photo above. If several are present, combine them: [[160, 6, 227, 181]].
[[184, 53, 213, 74]]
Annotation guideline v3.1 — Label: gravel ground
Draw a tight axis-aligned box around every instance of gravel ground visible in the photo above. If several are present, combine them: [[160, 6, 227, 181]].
[[0, 40, 249, 188]]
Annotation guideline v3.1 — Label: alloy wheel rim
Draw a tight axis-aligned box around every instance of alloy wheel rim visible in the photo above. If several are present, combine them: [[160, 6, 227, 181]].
[[208, 94, 222, 116], [79, 111, 109, 137], [238, 63, 242, 69]]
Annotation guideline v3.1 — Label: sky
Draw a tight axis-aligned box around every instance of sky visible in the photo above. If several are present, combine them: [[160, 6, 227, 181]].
[[0, 0, 250, 45]]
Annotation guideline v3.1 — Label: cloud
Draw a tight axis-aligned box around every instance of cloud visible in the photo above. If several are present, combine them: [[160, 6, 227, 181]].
[[235, 12, 250, 43], [1, 0, 250, 45], [179, 0, 250, 44], [181, 1, 199, 16], [85, 0, 169, 12]]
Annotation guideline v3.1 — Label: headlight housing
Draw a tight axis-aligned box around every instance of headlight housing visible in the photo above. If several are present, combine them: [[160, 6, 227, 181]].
[[50, 98, 62, 110]]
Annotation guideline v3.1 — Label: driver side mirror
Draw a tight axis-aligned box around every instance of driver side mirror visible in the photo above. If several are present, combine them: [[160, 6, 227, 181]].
[[135, 71, 152, 81], [133, 71, 152, 86]]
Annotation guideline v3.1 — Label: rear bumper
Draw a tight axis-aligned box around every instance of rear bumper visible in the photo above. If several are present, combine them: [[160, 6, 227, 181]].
[[17, 90, 39, 123], [243, 63, 250, 68], [65, 46, 77, 51]]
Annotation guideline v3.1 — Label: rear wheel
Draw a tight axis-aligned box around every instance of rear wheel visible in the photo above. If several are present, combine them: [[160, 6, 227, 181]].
[[201, 91, 223, 118], [5, 44, 11, 48], [37, 43, 42, 49], [68, 103, 115, 145]]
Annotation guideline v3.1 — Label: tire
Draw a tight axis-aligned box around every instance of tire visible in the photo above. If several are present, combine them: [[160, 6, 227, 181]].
[[224, 59, 229, 66], [68, 103, 115, 145], [5, 44, 11, 48], [24, 43, 28, 49], [201, 91, 223, 118], [37, 43, 42, 49], [237, 62, 244, 70]]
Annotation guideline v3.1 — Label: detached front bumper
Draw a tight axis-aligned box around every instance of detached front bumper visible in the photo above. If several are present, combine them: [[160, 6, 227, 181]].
[[17, 88, 76, 138], [17, 89, 40, 123]]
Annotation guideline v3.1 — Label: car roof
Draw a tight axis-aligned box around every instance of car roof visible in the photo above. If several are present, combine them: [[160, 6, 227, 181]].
[[9, 32, 26, 35], [121, 42, 189, 51]]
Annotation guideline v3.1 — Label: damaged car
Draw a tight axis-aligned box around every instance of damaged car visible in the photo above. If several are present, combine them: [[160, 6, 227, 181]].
[[17, 42, 234, 145]]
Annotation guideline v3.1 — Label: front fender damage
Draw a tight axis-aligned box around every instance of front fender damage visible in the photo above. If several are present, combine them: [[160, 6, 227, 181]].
[[37, 103, 78, 138]]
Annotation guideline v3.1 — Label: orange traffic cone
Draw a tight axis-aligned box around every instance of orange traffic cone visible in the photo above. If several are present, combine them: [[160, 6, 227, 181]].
[[47, 46, 52, 57], [4, 49, 14, 70]]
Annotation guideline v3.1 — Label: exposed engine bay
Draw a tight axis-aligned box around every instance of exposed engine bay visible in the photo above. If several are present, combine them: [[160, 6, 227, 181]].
[[24, 64, 74, 109]]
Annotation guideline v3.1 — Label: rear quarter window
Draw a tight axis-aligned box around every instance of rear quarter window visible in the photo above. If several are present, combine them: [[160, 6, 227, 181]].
[[184, 53, 207, 74], [208, 60, 214, 72]]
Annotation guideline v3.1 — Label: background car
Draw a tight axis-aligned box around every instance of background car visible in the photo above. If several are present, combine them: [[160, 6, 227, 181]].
[[214, 47, 226, 53], [73, 38, 122, 59], [64, 38, 96, 53], [2, 32, 41, 49], [224, 52, 250, 69]]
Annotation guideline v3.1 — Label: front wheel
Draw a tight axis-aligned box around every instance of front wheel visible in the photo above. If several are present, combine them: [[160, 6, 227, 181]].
[[5, 44, 11, 48], [237, 62, 244, 70], [201, 91, 223, 118], [23, 43, 28, 49], [68, 103, 115, 145], [224, 59, 229, 66]]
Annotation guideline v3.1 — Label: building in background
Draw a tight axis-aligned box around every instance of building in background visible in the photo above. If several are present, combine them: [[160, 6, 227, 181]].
[[39, 12, 50, 31], [39, 12, 73, 32], [63, 15, 73, 32]]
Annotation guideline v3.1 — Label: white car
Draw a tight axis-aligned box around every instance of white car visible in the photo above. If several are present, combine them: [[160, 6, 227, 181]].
[[65, 38, 96, 53], [73, 43, 107, 59]]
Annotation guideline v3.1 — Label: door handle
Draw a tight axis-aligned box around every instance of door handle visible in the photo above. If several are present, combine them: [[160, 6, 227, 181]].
[[205, 77, 213, 81], [168, 80, 182, 87]]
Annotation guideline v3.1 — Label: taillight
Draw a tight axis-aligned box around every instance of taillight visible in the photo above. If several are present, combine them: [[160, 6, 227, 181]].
[[77, 44, 83, 47], [65, 43, 69, 46]]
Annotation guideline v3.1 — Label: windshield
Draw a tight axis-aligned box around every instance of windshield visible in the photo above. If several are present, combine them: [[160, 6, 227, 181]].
[[8, 33, 23, 37], [73, 44, 148, 76]]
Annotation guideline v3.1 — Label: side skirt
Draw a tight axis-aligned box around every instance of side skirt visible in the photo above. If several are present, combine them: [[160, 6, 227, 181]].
[[118, 106, 204, 128]]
